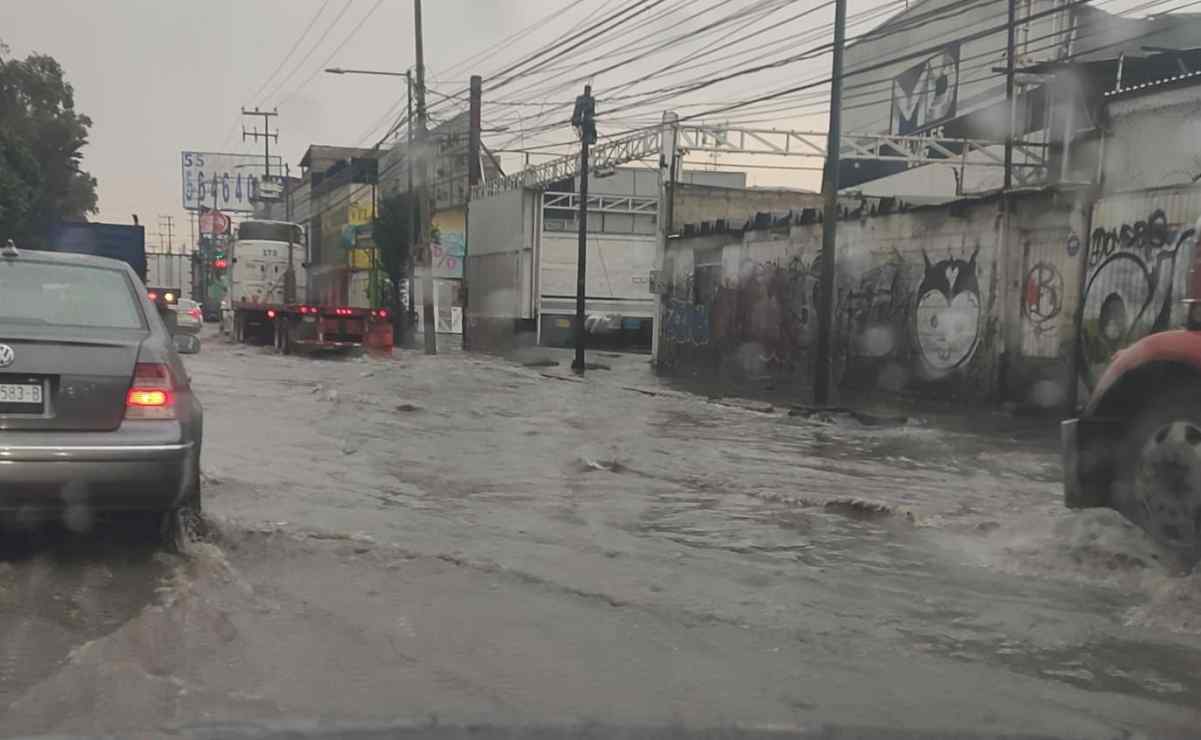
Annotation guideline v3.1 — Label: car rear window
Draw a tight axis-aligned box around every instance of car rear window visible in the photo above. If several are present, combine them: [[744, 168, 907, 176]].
[[0, 260, 144, 329]]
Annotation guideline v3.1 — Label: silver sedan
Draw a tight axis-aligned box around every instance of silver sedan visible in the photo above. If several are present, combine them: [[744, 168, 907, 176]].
[[173, 298, 204, 335], [0, 246, 203, 543]]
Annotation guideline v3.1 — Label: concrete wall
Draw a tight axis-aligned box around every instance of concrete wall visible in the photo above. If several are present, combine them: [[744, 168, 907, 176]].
[[672, 184, 821, 233], [658, 190, 1087, 404], [1103, 86, 1201, 193]]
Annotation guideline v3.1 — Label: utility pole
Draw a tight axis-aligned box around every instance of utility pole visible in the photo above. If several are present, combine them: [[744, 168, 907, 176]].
[[1004, 0, 1017, 192], [999, 0, 1017, 400], [414, 0, 437, 355], [814, 0, 846, 406], [406, 70, 417, 346], [242, 107, 280, 182], [571, 84, 597, 373], [465, 74, 483, 352], [651, 111, 679, 368], [284, 162, 296, 303]]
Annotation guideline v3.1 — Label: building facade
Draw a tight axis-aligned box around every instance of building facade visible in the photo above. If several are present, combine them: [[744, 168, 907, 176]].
[[379, 112, 503, 335], [840, 0, 1201, 198]]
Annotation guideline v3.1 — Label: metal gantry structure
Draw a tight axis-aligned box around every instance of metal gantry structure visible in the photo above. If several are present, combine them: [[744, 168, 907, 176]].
[[471, 122, 1049, 200], [542, 191, 659, 216]]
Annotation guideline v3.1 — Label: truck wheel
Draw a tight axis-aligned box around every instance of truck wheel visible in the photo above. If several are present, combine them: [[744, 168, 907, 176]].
[[1114, 386, 1201, 562]]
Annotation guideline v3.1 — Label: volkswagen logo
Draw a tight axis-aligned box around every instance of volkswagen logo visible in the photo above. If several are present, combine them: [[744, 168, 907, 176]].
[[0, 345, 13, 369]]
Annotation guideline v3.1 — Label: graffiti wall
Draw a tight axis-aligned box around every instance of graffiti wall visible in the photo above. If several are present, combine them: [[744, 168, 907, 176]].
[[1080, 187, 1201, 388], [658, 233, 824, 380], [656, 187, 1201, 405], [659, 203, 1006, 398]]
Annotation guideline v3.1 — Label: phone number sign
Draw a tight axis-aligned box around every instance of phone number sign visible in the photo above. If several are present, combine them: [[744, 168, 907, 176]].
[[181, 151, 283, 212]]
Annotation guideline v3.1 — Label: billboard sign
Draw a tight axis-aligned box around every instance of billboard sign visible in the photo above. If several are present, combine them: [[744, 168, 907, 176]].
[[199, 209, 231, 236], [891, 43, 960, 136], [181, 151, 284, 212]]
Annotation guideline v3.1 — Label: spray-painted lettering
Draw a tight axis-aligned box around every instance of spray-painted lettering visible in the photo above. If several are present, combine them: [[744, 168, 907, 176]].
[[1080, 207, 1197, 387]]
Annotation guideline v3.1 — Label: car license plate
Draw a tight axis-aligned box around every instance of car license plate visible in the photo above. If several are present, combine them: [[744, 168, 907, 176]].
[[0, 383, 43, 408]]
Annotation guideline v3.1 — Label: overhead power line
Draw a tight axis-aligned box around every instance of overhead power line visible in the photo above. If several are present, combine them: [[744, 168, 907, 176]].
[[278, 0, 388, 106], [248, 0, 334, 104], [262, 0, 357, 104]]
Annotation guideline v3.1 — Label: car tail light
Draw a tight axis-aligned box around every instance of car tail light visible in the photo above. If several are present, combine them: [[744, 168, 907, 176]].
[[125, 363, 176, 420], [267, 309, 277, 319], [147, 291, 159, 302]]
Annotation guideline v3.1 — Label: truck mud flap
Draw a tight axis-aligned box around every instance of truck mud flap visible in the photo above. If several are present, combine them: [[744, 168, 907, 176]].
[[1063, 417, 1121, 509]]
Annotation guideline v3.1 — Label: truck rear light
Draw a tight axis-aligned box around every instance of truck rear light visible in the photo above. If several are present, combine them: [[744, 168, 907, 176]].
[[372, 309, 389, 320], [125, 363, 177, 420]]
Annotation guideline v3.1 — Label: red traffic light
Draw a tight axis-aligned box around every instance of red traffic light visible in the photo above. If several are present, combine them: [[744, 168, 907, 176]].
[[213, 258, 228, 270]]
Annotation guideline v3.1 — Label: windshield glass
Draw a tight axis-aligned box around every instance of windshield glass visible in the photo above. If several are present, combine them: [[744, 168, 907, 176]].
[[0, 261, 143, 329], [238, 221, 303, 243]]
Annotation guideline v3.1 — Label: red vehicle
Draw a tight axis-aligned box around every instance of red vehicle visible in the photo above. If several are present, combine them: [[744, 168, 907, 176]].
[[224, 220, 392, 353], [1063, 219, 1201, 561]]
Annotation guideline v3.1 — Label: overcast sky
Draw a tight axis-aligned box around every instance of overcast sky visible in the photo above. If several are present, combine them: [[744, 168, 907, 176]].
[[1, 0, 1166, 250], [2, 0, 568, 247]]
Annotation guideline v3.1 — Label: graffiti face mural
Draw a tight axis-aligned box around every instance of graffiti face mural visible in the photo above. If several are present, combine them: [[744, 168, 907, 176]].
[[913, 248, 980, 374]]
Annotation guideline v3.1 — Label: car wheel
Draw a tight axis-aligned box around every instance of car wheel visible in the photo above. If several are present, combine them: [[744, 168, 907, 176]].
[[1114, 386, 1201, 562], [161, 461, 204, 552]]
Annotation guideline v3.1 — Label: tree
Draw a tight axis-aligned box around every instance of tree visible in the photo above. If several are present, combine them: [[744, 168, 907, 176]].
[[0, 41, 98, 247], [373, 192, 417, 344]]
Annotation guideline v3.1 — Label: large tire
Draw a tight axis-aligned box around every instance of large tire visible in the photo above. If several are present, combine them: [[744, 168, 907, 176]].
[[1113, 385, 1201, 562]]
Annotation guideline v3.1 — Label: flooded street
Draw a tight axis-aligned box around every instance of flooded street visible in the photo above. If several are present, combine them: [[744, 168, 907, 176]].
[[3, 331, 1201, 737]]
